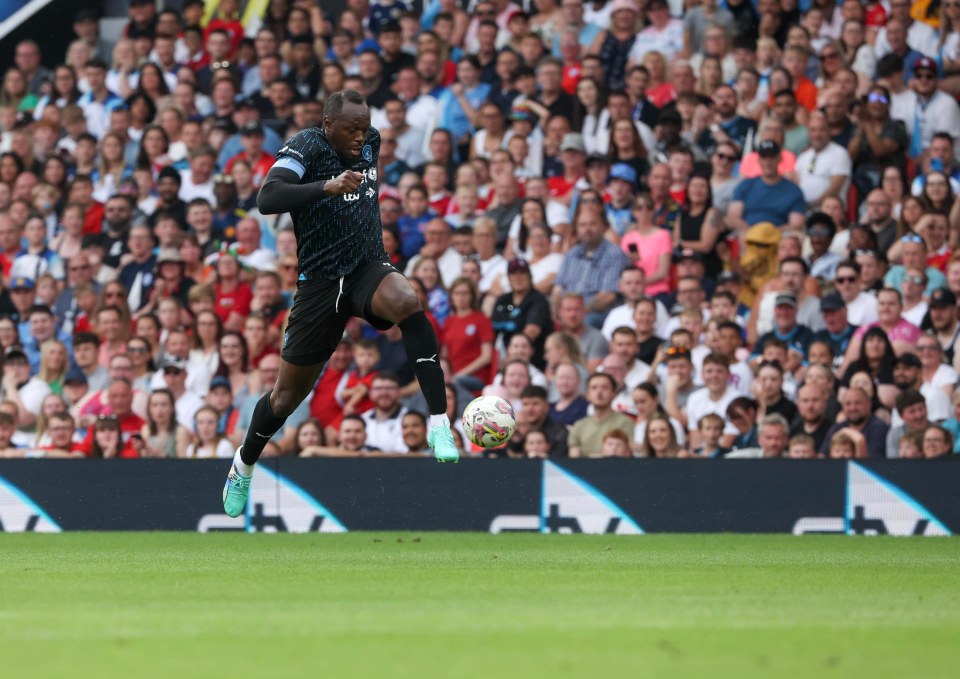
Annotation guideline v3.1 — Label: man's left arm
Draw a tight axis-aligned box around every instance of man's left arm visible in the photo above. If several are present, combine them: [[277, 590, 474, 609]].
[[588, 248, 627, 312]]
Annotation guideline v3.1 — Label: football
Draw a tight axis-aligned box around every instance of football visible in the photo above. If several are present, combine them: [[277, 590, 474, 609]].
[[462, 395, 517, 448]]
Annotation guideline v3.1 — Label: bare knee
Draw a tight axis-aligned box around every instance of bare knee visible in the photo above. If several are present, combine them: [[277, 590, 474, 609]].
[[270, 386, 306, 419], [394, 290, 422, 321], [374, 275, 422, 324]]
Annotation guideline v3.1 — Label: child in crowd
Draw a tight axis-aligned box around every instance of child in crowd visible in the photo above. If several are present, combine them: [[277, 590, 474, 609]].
[[691, 413, 729, 458], [600, 429, 632, 458], [523, 429, 550, 458], [337, 339, 380, 418], [788, 433, 818, 459], [829, 432, 857, 460]]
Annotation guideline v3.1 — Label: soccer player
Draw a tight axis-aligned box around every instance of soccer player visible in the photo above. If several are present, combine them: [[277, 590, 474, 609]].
[[222, 90, 457, 518]]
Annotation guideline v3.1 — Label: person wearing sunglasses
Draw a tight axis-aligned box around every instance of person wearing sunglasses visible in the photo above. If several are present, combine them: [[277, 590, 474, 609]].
[[901, 56, 960, 159], [884, 224, 948, 297], [848, 82, 908, 195]]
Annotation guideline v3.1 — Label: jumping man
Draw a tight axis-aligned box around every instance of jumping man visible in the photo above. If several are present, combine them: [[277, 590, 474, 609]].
[[222, 90, 457, 517]]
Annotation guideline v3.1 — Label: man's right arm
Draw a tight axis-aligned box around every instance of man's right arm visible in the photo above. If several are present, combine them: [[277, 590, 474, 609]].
[[257, 167, 364, 215]]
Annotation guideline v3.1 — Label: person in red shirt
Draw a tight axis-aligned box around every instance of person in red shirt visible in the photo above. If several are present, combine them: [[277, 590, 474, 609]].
[[202, 0, 245, 58], [213, 253, 252, 331], [309, 337, 354, 437], [225, 122, 275, 188], [783, 45, 818, 112], [66, 175, 104, 235], [444, 277, 495, 394], [78, 379, 145, 458], [547, 133, 588, 204], [0, 214, 21, 280]]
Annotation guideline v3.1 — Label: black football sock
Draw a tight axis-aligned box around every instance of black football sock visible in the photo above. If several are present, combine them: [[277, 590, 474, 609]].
[[399, 311, 448, 416], [240, 391, 287, 465]]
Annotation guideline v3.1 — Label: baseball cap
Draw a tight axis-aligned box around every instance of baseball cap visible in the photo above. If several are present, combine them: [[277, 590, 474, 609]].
[[236, 97, 258, 110], [672, 247, 704, 264], [757, 140, 781, 157], [718, 271, 741, 284], [158, 165, 181, 184], [657, 109, 682, 128], [210, 376, 232, 391], [775, 292, 798, 308], [610, 0, 639, 14], [929, 288, 957, 308], [156, 248, 184, 266], [586, 152, 610, 167], [507, 258, 531, 275], [162, 357, 187, 372], [806, 211, 836, 237], [820, 293, 845, 312], [10, 276, 34, 290], [4, 346, 28, 362], [74, 9, 99, 22], [894, 352, 922, 368], [240, 121, 264, 136], [915, 57, 938, 74], [560, 133, 586, 153], [608, 163, 638, 185], [64, 366, 88, 386]]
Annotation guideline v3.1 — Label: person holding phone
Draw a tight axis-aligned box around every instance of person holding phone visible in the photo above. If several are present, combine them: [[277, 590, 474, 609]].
[[619, 193, 673, 297]]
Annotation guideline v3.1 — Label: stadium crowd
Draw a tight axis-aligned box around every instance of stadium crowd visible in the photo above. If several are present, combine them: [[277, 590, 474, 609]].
[[1, 0, 960, 460]]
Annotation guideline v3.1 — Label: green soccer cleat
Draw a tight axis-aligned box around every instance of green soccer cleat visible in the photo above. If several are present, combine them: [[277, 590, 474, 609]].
[[222, 455, 253, 518], [428, 425, 459, 463]]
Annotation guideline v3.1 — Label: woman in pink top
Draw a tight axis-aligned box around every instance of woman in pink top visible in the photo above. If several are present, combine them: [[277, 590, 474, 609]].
[[620, 193, 673, 297], [844, 287, 922, 371]]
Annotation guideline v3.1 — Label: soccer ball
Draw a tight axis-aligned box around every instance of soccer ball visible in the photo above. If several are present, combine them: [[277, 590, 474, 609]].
[[462, 396, 516, 448]]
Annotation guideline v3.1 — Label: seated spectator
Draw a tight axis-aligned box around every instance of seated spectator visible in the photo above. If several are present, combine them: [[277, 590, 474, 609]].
[[398, 411, 431, 455], [639, 412, 683, 458], [548, 361, 589, 427], [184, 406, 234, 459], [76, 379, 145, 457], [141, 388, 190, 459], [688, 413, 730, 459], [360, 372, 409, 453], [506, 385, 569, 458], [727, 396, 760, 451], [726, 414, 790, 458], [787, 433, 818, 459], [568, 372, 635, 457], [726, 140, 806, 233], [1, 346, 50, 429], [821, 385, 889, 458]]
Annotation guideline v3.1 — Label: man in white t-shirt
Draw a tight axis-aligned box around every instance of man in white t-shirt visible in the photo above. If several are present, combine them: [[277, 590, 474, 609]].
[[608, 326, 651, 390], [361, 373, 409, 453], [2, 347, 50, 429], [873, 2, 937, 59], [834, 260, 878, 327], [601, 265, 670, 340], [685, 352, 739, 450], [796, 113, 851, 209], [178, 146, 217, 204]]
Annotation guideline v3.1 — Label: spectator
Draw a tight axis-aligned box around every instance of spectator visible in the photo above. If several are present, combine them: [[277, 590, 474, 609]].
[[398, 411, 431, 454], [140, 388, 190, 458], [360, 372, 409, 453], [685, 353, 740, 449], [727, 140, 806, 233], [726, 413, 790, 458], [507, 385, 569, 457], [821, 385, 889, 458], [568, 372, 635, 457]]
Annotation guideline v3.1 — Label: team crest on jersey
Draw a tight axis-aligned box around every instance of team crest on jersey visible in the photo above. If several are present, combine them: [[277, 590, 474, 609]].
[[362, 144, 372, 161]]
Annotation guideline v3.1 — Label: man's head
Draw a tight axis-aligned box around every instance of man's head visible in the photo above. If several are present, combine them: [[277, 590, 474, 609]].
[[28, 305, 55, 343], [701, 353, 731, 394], [758, 414, 789, 457], [520, 385, 549, 426], [586, 372, 617, 410], [401, 411, 428, 451], [928, 288, 958, 331], [371, 373, 401, 413], [842, 386, 871, 426], [339, 415, 368, 452], [322, 90, 370, 161], [896, 388, 929, 431], [557, 294, 586, 332], [797, 383, 826, 424], [106, 378, 133, 417], [893, 353, 922, 391]]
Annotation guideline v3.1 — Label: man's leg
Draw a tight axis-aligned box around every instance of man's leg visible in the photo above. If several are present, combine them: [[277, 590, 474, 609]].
[[369, 273, 458, 462], [223, 359, 326, 517]]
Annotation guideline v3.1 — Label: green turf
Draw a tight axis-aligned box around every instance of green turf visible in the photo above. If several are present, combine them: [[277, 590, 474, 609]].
[[1, 534, 958, 679]]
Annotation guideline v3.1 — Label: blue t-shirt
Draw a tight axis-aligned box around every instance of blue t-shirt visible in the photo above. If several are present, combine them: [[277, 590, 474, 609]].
[[734, 176, 806, 227]]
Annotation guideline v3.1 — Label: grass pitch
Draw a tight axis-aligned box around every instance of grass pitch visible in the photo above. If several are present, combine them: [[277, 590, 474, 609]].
[[1, 534, 958, 679]]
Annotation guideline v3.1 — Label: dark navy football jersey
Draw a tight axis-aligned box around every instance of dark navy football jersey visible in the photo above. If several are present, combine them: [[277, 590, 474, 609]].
[[274, 126, 388, 280]]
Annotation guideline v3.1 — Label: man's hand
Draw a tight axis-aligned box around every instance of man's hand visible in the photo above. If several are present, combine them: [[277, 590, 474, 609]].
[[323, 171, 364, 195]]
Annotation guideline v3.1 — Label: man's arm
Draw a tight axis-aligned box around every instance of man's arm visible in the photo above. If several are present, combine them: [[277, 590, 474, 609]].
[[257, 166, 363, 214]]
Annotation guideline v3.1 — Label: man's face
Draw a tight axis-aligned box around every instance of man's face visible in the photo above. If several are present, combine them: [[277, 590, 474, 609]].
[[774, 302, 797, 330], [712, 87, 737, 117], [587, 377, 614, 408], [575, 211, 603, 245], [73, 342, 97, 368], [29, 313, 54, 342], [702, 362, 728, 392], [901, 269, 926, 303], [902, 242, 926, 270], [902, 401, 929, 430], [339, 420, 367, 451], [797, 385, 825, 422], [371, 379, 399, 412], [610, 333, 638, 362], [667, 357, 693, 385], [107, 383, 133, 416], [759, 424, 787, 456], [48, 418, 75, 448], [865, 192, 892, 223], [104, 199, 131, 231], [558, 298, 584, 330], [520, 396, 548, 425], [758, 367, 782, 399], [843, 390, 869, 424], [779, 264, 804, 292], [893, 362, 920, 390], [929, 303, 957, 331], [401, 415, 427, 450]]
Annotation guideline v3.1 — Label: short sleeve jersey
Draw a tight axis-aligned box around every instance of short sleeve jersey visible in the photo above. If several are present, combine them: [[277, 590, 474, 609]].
[[274, 126, 388, 280]]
